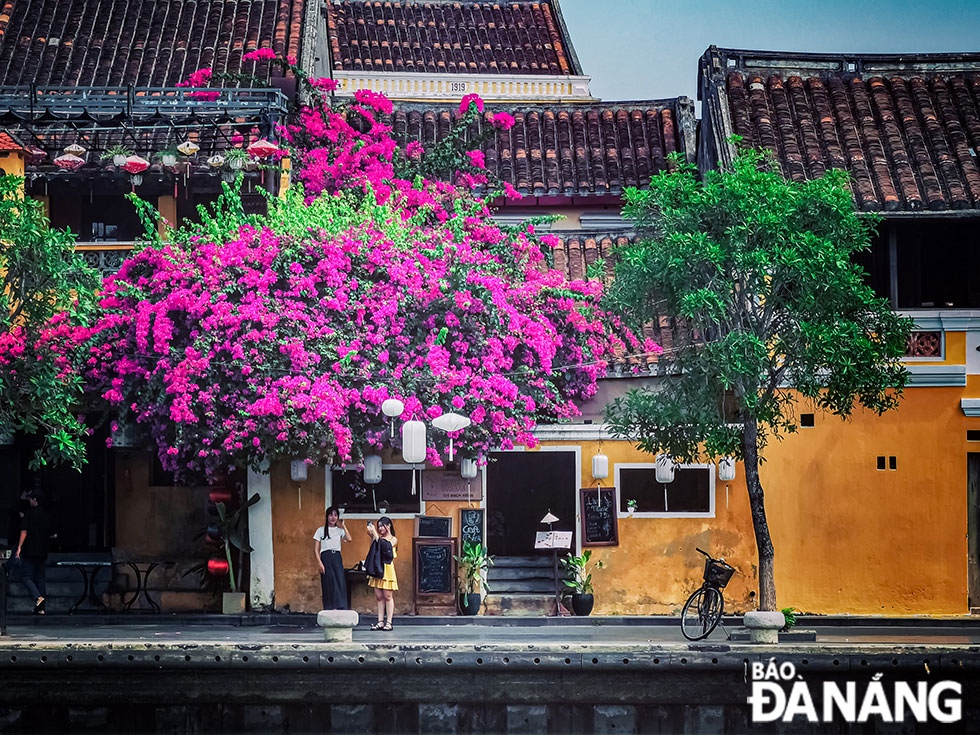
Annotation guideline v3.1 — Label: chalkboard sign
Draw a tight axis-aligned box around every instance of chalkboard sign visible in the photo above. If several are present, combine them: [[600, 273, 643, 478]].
[[580, 487, 619, 547], [459, 508, 485, 548], [416, 542, 453, 593], [415, 515, 453, 538]]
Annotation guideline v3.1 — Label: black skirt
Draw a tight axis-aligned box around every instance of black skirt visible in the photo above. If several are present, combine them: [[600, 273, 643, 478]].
[[320, 550, 347, 610]]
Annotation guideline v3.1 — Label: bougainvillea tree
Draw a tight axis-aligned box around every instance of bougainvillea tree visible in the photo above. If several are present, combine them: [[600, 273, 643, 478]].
[[60, 53, 647, 482]]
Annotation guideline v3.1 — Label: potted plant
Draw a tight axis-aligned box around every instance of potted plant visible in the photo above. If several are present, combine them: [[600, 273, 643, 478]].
[[213, 492, 261, 613], [454, 541, 493, 615], [560, 549, 604, 616], [102, 145, 132, 167], [157, 147, 179, 167], [225, 147, 249, 172], [626, 498, 638, 516]]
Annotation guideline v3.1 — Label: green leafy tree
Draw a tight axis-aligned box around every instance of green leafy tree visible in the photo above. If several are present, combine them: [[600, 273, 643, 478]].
[[604, 146, 912, 611], [0, 175, 99, 468]]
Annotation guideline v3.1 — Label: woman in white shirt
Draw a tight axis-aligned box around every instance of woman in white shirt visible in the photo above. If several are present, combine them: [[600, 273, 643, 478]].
[[314, 506, 352, 609]]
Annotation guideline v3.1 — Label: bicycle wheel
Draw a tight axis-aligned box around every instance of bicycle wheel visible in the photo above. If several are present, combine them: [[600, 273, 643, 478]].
[[680, 586, 724, 641]]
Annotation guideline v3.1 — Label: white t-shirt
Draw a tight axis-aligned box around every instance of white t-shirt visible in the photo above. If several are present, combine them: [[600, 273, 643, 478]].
[[314, 526, 347, 552]]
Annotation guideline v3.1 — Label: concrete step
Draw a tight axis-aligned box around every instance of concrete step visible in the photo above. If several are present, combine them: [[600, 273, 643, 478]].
[[484, 594, 554, 617], [488, 567, 557, 581], [492, 556, 553, 568], [489, 580, 555, 594]]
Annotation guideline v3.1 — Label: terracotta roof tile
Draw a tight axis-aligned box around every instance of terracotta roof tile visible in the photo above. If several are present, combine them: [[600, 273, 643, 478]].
[[326, 0, 575, 75], [394, 99, 694, 197], [700, 48, 980, 212], [0, 0, 308, 87], [0, 129, 24, 151]]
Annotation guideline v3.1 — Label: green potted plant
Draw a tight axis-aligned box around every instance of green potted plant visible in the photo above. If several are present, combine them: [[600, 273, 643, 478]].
[[214, 492, 261, 613], [102, 145, 132, 167], [560, 549, 604, 616], [454, 541, 493, 615], [157, 147, 180, 167]]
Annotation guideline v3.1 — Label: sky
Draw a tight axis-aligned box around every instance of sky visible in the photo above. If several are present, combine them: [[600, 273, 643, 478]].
[[558, 0, 980, 102]]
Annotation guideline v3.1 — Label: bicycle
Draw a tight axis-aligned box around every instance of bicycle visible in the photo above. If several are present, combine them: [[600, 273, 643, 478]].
[[680, 547, 736, 641]]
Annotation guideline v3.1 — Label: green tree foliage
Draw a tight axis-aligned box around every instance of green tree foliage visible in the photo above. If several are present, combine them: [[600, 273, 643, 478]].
[[604, 146, 912, 610], [0, 175, 99, 468]]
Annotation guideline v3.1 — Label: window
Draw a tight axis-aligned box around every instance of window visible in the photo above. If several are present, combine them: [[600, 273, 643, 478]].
[[617, 465, 714, 517], [329, 467, 421, 514], [800, 413, 815, 428]]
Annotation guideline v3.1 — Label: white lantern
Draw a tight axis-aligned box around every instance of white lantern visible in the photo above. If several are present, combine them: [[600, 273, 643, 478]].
[[591, 453, 609, 480], [402, 420, 426, 464], [655, 454, 675, 484], [177, 140, 200, 156], [460, 457, 478, 480], [431, 411, 471, 461], [290, 459, 308, 482], [364, 454, 383, 484], [208, 154, 225, 168], [381, 398, 405, 418], [64, 143, 86, 156], [718, 457, 736, 482]]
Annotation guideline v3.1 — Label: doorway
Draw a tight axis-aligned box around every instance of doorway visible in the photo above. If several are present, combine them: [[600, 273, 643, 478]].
[[969, 454, 980, 610], [486, 450, 576, 556]]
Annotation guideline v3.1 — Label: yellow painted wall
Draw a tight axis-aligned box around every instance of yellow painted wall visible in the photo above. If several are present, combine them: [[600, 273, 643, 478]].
[[0, 151, 25, 178], [565, 386, 975, 616]]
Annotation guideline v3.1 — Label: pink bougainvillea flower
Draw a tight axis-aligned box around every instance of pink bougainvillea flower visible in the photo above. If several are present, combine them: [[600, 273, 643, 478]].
[[353, 89, 393, 115], [406, 141, 423, 159], [491, 112, 515, 130], [465, 150, 486, 169], [243, 48, 277, 61], [458, 93, 484, 115], [311, 77, 339, 92]]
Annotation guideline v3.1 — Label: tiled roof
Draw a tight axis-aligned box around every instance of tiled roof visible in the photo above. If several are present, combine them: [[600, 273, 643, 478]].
[[0, 0, 309, 87], [394, 99, 696, 196], [0, 129, 25, 151], [325, 0, 581, 75], [699, 47, 980, 213]]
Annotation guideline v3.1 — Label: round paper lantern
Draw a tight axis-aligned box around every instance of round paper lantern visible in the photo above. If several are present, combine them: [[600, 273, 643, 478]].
[[290, 459, 308, 482], [591, 453, 609, 480], [207, 559, 229, 576], [655, 454, 675, 484], [381, 398, 405, 418], [402, 420, 426, 464], [364, 454, 383, 484], [431, 412, 471, 460], [54, 154, 85, 171], [247, 138, 279, 157], [123, 155, 149, 174], [177, 140, 200, 156], [208, 490, 233, 506], [718, 457, 736, 482], [460, 457, 478, 480]]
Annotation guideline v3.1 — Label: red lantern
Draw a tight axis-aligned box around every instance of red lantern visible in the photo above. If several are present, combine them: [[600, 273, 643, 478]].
[[26, 146, 46, 164], [208, 490, 232, 505], [207, 559, 229, 576], [247, 139, 279, 158], [54, 154, 85, 171], [123, 155, 149, 174]]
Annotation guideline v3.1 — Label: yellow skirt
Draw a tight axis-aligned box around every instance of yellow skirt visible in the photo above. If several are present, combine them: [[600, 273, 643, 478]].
[[367, 562, 398, 591]]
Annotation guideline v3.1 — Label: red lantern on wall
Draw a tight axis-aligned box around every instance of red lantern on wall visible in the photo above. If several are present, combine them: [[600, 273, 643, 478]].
[[247, 138, 279, 158], [207, 559, 229, 576]]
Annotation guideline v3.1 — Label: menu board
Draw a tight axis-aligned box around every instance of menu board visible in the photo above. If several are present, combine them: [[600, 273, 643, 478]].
[[459, 508, 485, 548], [415, 515, 453, 538], [413, 537, 458, 614], [580, 487, 619, 547]]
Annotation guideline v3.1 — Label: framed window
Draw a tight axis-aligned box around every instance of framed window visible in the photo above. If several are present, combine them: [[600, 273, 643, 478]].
[[328, 466, 422, 516], [616, 463, 714, 518]]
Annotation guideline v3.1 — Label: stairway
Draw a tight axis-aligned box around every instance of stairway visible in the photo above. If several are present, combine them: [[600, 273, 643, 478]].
[[4, 551, 112, 614], [486, 555, 567, 616]]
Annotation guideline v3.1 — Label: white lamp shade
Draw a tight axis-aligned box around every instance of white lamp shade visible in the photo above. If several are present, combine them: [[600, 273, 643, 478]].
[[402, 420, 427, 464], [592, 453, 609, 480], [431, 411, 471, 460], [460, 457, 478, 479], [540, 512, 559, 524], [290, 459, 308, 482], [381, 398, 405, 418], [655, 454, 675, 484], [364, 455, 383, 484], [718, 457, 736, 482]]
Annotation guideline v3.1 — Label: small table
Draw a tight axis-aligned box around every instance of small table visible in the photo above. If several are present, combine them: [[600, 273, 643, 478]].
[[118, 561, 173, 613], [56, 561, 113, 614], [343, 567, 367, 610]]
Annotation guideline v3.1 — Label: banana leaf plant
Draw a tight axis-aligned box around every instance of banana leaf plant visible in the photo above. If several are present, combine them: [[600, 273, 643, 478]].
[[215, 493, 260, 592], [560, 549, 604, 595], [454, 541, 494, 595]]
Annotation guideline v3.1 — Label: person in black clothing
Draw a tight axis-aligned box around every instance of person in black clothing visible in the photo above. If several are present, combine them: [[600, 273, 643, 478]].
[[14, 490, 50, 614]]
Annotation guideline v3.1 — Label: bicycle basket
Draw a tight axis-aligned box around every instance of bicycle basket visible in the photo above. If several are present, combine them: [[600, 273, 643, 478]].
[[704, 558, 735, 588]]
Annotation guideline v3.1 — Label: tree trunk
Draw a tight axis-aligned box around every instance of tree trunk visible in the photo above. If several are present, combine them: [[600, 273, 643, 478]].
[[742, 418, 776, 610]]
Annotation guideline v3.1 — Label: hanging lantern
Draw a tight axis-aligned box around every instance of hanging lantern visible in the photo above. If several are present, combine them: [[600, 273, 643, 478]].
[[591, 453, 609, 480], [382, 398, 404, 438], [207, 490, 233, 510], [655, 454, 675, 484], [26, 146, 46, 164], [402, 420, 426, 464], [205, 524, 222, 544], [290, 459, 308, 482], [123, 155, 149, 175], [63, 142, 86, 156], [207, 559, 229, 576], [364, 454, 383, 485], [54, 154, 85, 171], [177, 140, 200, 156], [460, 457, 478, 480], [431, 412, 471, 461], [208, 154, 225, 168], [718, 457, 736, 482], [247, 138, 279, 158]]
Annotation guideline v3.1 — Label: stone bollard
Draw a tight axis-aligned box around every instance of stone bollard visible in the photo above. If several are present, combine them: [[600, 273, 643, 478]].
[[317, 610, 359, 643], [742, 611, 785, 644]]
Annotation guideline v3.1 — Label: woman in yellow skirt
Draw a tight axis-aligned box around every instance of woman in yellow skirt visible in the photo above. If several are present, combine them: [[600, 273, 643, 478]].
[[366, 516, 397, 630]]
